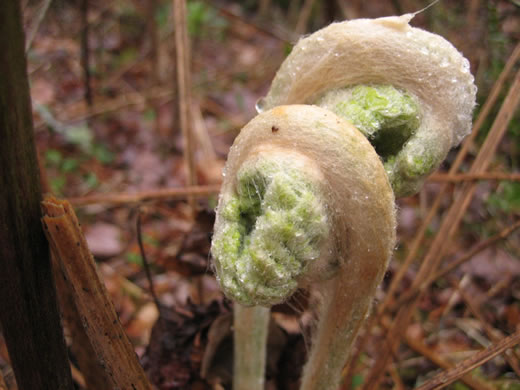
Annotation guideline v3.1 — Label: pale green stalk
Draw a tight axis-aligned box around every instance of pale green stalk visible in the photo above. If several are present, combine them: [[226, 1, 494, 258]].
[[233, 304, 270, 390]]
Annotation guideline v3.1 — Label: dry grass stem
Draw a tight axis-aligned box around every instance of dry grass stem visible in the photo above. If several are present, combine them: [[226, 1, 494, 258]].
[[400, 325, 494, 390], [173, 0, 197, 209], [429, 172, 520, 182], [395, 220, 520, 308], [458, 286, 520, 377], [294, 0, 315, 34], [415, 329, 520, 390]]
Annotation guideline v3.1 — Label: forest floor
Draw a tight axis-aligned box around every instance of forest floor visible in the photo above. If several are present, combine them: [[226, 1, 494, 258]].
[[1, 0, 520, 389]]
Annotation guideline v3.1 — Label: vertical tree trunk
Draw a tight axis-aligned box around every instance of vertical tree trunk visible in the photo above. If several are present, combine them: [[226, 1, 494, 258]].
[[0, 2, 74, 389]]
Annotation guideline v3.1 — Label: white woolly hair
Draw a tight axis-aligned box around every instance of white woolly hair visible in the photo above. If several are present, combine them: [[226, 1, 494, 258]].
[[263, 15, 476, 146]]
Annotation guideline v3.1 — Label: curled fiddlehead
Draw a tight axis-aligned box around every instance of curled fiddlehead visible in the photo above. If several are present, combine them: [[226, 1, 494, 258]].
[[212, 14, 476, 390], [259, 15, 476, 197]]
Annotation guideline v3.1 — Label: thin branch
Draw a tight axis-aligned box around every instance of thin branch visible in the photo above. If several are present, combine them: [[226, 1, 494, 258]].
[[68, 184, 221, 207]]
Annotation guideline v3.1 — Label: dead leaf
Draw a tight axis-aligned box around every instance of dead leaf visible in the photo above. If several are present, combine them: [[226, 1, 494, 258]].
[[85, 222, 123, 258]]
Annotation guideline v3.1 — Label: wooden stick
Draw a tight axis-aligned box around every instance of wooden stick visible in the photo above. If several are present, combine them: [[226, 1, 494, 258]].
[[68, 184, 221, 206], [42, 196, 152, 390], [52, 252, 112, 390], [0, 2, 74, 389]]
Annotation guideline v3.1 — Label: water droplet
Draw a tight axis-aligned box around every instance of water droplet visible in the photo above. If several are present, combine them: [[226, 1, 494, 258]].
[[461, 58, 470, 73], [255, 97, 267, 114], [440, 58, 450, 68]]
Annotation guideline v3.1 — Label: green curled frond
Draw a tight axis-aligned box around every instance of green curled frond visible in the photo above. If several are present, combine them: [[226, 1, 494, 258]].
[[259, 16, 477, 198], [317, 84, 420, 158], [211, 154, 329, 306], [316, 84, 440, 195]]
